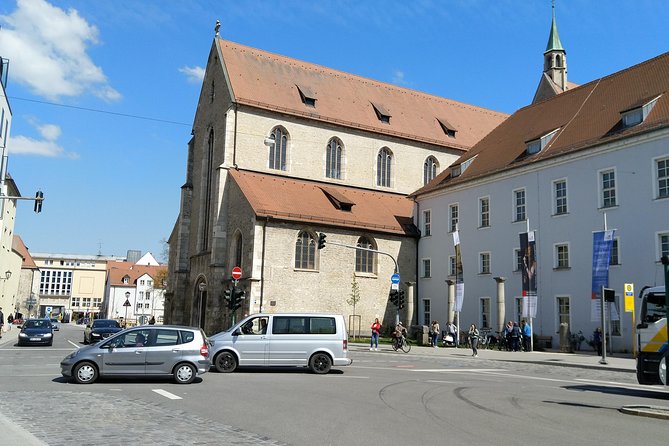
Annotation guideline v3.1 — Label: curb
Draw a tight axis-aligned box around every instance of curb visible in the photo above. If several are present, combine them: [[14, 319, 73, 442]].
[[619, 405, 669, 420]]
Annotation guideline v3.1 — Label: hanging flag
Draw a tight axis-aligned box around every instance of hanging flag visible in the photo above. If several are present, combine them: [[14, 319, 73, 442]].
[[590, 229, 615, 321], [453, 230, 464, 312], [519, 231, 538, 318]]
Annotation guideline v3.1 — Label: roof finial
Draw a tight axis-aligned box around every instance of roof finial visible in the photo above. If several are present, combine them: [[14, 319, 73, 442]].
[[214, 20, 221, 37]]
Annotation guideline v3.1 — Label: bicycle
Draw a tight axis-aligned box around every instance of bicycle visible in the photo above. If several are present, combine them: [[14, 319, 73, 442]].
[[392, 335, 412, 353]]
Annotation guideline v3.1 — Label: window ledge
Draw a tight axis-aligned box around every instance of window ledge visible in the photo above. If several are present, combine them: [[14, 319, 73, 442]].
[[478, 225, 491, 230], [355, 272, 377, 279], [599, 204, 619, 211], [553, 266, 571, 271], [293, 268, 319, 273], [552, 212, 569, 217], [512, 219, 527, 224], [478, 272, 492, 276], [422, 276, 432, 279], [654, 195, 669, 201]]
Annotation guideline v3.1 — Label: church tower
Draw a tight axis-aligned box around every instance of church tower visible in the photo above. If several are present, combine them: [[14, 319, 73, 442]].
[[533, 2, 568, 104]]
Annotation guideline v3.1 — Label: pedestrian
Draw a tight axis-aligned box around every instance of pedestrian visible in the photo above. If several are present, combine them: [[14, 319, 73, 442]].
[[593, 327, 603, 356], [0, 307, 4, 339], [149, 316, 156, 325], [521, 319, 532, 352], [511, 322, 521, 351], [431, 320, 440, 348], [370, 318, 381, 351], [468, 323, 479, 357]]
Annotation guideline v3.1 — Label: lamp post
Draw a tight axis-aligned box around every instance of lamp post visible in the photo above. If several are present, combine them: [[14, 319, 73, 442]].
[[198, 282, 206, 329]]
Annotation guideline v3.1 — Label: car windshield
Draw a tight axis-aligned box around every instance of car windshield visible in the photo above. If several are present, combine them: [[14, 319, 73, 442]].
[[93, 320, 120, 328], [24, 320, 50, 329]]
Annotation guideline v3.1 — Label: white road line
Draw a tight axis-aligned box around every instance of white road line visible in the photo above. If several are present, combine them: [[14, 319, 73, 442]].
[[325, 375, 369, 379], [411, 368, 507, 373], [67, 340, 80, 348], [152, 389, 182, 400]]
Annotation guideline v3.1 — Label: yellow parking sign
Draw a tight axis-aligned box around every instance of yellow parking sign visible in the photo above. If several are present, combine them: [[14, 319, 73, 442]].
[[624, 283, 634, 312]]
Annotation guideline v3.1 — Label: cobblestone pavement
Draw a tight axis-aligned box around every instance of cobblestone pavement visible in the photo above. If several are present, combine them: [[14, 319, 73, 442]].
[[0, 390, 288, 446]]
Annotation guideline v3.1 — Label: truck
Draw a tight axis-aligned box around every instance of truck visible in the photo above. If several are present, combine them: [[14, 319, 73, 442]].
[[636, 286, 667, 385]]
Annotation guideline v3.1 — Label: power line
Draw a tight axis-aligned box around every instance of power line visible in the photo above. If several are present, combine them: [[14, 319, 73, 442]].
[[6, 95, 191, 127]]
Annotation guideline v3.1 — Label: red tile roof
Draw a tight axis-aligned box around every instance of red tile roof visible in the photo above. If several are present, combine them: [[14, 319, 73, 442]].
[[412, 51, 669, 196], [107, 262, 166, 287], [14, 235, 37, 269], [229, 169, 417, 236], [217, 38, 507, 151]]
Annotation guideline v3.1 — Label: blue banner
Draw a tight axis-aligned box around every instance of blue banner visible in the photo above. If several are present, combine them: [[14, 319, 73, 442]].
[[591, 230, 615, 300]]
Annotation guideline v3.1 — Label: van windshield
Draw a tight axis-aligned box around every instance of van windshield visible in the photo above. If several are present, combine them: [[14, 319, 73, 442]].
[[641, 291, 666, 324]]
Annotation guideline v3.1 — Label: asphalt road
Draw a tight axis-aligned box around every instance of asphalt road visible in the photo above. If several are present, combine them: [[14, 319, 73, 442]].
[[1, 323, 668, 445]]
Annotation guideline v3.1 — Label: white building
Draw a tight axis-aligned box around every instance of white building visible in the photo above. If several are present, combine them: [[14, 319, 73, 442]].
[[412, 50, 669, 352]]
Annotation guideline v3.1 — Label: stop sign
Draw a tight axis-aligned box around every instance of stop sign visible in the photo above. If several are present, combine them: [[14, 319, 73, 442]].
[[231, 266, 242, 280]]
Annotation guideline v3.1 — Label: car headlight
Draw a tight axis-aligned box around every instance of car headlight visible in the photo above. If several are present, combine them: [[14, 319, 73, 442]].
[[19, 332, 27, 337], [44, 333, 53, 337], [64, 350, 80, 360]]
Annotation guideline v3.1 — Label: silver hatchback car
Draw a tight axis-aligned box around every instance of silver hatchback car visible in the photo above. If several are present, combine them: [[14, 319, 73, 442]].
[[60, 325, 210, 384]]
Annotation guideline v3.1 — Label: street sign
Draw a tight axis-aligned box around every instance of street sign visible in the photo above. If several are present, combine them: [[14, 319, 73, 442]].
[[123, 299, 131, 307], [231, 266, 242, 280], [624, 283, 634, 297], [45, 306, 52, 314], [390, 273, 400, 284], [391, 283, 399, 290]]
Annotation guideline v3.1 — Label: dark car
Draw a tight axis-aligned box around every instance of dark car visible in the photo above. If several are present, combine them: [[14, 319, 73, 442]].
[[18, 319, 54, 346], [84, 319, 122, 344]]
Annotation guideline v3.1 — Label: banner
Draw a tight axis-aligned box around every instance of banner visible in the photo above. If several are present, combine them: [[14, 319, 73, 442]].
[[453, 230, 464, 312], [520, 231, 537, 318], [590, 230, 615, 321]]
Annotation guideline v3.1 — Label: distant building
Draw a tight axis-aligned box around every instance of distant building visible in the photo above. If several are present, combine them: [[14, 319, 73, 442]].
[[166, 31, 507, 334]]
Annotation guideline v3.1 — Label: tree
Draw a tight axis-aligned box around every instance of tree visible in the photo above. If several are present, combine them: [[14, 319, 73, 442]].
[[346, 274, 361, 337]]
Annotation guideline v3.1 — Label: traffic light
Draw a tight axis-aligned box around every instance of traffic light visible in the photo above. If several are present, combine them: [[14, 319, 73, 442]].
[[229, 287, 245, 311], [398, 289, 406, 309], [603, 287, 615, 302], [223, 288, 232, 303], [34, 190, 44, 214], [317, 233, 327, 250], [389, 289, 399, 306]]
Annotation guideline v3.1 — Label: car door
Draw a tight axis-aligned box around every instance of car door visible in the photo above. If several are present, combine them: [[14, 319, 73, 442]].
[[99, 329, 149, 376], [144, 328, 181, 375], [232, 316, 269, 366], [267, 316, 310, 366]]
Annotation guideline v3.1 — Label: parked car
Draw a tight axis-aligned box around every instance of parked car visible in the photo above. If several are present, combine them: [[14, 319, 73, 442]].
[[208, 313, 352, 374], [61, 325, 210, 384], [18, 319, 54, 346], [50, 318, 60, 331], [84, 319, 122, 344]]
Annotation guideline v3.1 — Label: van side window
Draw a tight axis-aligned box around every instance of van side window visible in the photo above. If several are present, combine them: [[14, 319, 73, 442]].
[[272, 317, 336, 334]]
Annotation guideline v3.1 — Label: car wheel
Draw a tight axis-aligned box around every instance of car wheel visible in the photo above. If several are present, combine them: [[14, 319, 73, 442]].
[[309, 352, 332, 374], [214, 351, 237, 373], [73, 361, 98, 384], [174, 363, 196, 384]]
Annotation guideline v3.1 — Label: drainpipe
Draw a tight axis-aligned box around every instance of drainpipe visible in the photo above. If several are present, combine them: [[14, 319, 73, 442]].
[[259, 217, 268, 312]]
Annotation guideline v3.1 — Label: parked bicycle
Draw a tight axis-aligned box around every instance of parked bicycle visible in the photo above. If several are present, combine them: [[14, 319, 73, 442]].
[[392, 335, 412, 353]]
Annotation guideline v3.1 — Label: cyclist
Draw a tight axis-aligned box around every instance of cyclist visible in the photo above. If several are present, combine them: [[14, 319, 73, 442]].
[[393, 322, 407, 347]]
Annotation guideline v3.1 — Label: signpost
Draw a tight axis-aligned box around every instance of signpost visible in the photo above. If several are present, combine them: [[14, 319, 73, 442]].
[[231, 266, 242, 281], [390, 273, 400, 291]]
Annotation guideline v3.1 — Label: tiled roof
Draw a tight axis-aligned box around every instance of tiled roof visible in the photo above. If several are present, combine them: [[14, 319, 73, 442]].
[[412, 51, 669, 196], [107, 262, 166, 287], [14, 235, 37, 269], [229, 169, 417, 236], [217, 39, 507, 151]]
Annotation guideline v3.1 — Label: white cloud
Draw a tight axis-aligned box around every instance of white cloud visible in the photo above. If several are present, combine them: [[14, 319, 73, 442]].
[[0, 0, 120, 101], [179, 66, 205, 84], [391, 70, 410, 87], [9, 121, 78, 159]]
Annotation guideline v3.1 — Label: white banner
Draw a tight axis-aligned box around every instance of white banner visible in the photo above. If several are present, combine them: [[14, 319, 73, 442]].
[[455, 283, 464, 312]]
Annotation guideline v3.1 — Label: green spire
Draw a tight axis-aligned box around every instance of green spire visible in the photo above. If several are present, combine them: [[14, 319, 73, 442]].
[[545, 1, 564, 53]]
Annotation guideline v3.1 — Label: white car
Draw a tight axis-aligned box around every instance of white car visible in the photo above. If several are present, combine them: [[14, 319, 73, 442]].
[[49, 318, 60, 331]]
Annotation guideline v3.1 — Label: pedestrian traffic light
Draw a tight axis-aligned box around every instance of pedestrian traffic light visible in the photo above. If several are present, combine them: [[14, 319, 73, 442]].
[[389, 289, 399, 306], [34, 190, 44, 214], [317, 233, 327, 250], [398, 289, 406, 309]]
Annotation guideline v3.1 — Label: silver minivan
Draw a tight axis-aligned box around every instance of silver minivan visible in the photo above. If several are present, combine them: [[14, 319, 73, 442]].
[[60, 325, 211, 384], [209, 313, 352, 374]]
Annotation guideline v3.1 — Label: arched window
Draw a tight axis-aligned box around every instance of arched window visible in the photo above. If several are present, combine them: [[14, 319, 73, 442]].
[[377, 147, 392, 187], [423, 156, 439, 185], [232, 231, 243, 268], [295, 231, 317, 270], [201, 128, 214, 251], [326, 137, 343, 179], [556, 55, 563, 68], [268, 126, 288, 171], [355, 236, 376, 274]]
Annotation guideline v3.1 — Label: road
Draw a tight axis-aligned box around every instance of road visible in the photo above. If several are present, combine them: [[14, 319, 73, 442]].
[[1, 323, 668, 445]]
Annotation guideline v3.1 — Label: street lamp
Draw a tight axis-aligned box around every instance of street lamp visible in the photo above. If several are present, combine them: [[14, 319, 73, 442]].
[[0, 270, 11, 280], [198, 282, 206, 329]]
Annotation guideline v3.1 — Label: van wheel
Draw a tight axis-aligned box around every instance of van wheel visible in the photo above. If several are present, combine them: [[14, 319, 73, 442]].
[[309, 353, 332, 374], [74, 361, 98, 384], [215, 351, 237, 373], [174, 363, 196, 384]]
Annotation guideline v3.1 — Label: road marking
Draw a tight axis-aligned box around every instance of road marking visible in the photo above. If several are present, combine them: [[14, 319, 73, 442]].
[[411, 368, 507, 373], [325, 375, 369, 379], [425, 380, 458, 384], [152, 389, 182, 400], [67, 340, 80, 348]]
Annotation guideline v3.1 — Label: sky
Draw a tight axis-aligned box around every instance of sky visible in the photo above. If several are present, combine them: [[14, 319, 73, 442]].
[[0, 0, 668, 263]]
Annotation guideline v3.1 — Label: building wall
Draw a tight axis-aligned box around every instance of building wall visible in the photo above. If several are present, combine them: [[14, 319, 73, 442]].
[[416, 127, 669, 352]]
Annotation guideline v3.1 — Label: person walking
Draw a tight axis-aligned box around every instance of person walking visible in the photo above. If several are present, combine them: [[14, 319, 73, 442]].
[[431, 320, 440, 348], [593, 327, 603, 356], [370, 318, 381, 351], [521, 320, 532, 352], [0, 307, 4, 339], [468, 323, 479, 357], [510, 322, 522, 352]]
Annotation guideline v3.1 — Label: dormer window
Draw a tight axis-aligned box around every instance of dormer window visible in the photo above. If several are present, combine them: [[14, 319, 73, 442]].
[[450, 155, 476, 178], [621, 95, 660, 129], [371, 102, 391, 124], [296, 84, 316, 108], [437, 118, 457, 138], [525, 128, 559, 155], [122, 276, 129, 284]]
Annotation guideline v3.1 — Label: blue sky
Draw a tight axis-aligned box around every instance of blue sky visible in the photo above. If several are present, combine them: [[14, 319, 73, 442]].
[[0, 0, 667, 262]]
